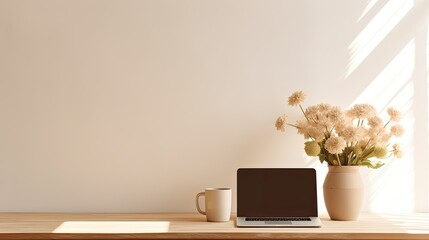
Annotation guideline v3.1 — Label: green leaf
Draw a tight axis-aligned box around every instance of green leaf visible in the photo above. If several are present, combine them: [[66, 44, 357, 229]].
[[318, 153, 326, 163], [360, 160, 384, 169]]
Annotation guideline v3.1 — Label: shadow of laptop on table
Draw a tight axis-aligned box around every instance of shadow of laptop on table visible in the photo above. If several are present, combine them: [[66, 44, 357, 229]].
[[236, 168, 322, 227]]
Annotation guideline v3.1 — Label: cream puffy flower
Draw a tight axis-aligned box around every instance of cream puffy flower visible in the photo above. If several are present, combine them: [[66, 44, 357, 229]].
[[324, 136, 347, 154], [307, 125, 325, 142], [288, 91, 306, 106], [305, 105, 318, 118], [368, 126, 386, 140], [368, 116, 383, 130], [390, 125, 405, 137], [327, 106, 344, 124], [387, 107, 401, 122], [382, 133, 391, 142], [340, 127, 357, 142], [276, 91, 404, 169], [358, 138, 370, 147], [392, 143, 404, 158], [347, 104, 376, 119], [275, 114, 287, 132], [295, 118, 310, 137], [334, 116, 353, 133], [341, 126, 364, 143], [378, 133, 392, 146], [317, 103, 333, 113], [296, 119, 325, 142]]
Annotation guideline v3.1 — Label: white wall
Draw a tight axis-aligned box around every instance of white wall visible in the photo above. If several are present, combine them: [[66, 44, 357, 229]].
[[0, 0, 428, 213]]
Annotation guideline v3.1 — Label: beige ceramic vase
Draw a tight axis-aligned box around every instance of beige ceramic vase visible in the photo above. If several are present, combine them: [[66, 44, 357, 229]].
[[323, 166, 364, 221]]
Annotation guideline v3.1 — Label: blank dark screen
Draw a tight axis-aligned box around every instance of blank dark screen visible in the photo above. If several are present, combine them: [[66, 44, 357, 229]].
[[237, 168, 318, 217]]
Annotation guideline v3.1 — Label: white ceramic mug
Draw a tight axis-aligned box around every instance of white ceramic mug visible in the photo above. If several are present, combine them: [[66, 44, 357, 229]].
[[195, 188, 232, 222]]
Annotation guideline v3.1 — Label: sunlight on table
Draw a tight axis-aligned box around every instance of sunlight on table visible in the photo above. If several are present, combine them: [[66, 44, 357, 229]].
[[52, 221, 170, 233], [381, 214, 429, 233]]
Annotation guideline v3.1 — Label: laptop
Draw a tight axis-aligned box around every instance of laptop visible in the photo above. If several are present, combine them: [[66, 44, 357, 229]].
[[236, 168, 322, 227]]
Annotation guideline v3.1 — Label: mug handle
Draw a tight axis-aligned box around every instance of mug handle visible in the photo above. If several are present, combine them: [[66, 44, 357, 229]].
[[195, 192, 206, 215]]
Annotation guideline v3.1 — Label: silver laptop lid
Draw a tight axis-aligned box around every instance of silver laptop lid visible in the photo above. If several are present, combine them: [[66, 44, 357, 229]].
[[237, 168, 318, 217]]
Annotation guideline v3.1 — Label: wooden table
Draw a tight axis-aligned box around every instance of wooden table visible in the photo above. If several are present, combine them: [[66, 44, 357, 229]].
[[0, 212, 428, 239]]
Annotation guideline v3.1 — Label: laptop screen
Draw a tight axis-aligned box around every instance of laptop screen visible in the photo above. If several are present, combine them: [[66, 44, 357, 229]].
[[237, 168, 318, 217]]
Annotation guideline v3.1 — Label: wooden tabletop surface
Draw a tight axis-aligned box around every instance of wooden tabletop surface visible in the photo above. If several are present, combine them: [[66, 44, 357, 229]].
[[0, 212, 428, 239]]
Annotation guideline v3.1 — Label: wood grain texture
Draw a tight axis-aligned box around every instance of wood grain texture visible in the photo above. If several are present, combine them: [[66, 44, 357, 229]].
[[0, 212, 428, 239]]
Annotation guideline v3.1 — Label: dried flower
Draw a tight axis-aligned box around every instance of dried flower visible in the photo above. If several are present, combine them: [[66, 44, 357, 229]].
[[327, 106, 344, 124], [317, 103, 333, 113], [295, 118, 310, 137], [341, 126, 359, 142], [276, 91, 404, 169], [275, 114, 287, 132], [304, 141, 321, 156], [387, 107, 401, 122], [347, 104, 377, 119], [307, 126, 325, 142], [392, 143, 404, 158], [304, 105, 318, 119], [324, 136, 347, 154], [368, 116, 383, 129], [373, 146, 388, 158], [378, 132, 392, 146], [334, 116, 352, 133], [288, 91, 306, 106], [390, 125, 404, 137]]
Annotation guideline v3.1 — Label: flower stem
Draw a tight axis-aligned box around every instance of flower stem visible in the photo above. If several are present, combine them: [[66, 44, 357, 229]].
[[383, 120, 391, 129], [336, 154, 342, 166], [299, 104, 310, 121]]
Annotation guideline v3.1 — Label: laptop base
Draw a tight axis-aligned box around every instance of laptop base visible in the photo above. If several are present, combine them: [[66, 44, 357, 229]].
[[236, 217, 322, 228]]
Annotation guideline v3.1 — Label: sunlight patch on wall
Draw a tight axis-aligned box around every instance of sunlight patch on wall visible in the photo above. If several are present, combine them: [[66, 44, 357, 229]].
[[365, 81, 414, 213], [352, 39, 415, 110], [350, 40, 415, 213], [358, 0, 380, 22], [347, 0, 413, 77]]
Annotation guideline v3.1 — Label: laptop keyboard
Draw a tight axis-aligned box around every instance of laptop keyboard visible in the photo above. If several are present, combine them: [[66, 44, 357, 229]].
[[245, 217, 311, 221]]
